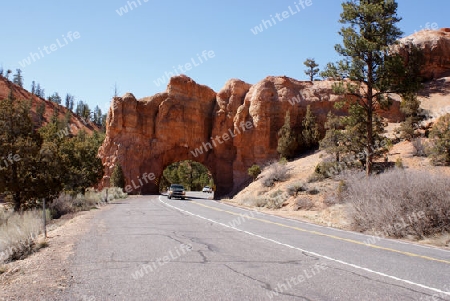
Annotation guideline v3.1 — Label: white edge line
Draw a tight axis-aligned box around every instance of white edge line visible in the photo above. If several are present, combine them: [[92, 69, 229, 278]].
[[213, 199, 450, 254], [159, 196, 450, 297]]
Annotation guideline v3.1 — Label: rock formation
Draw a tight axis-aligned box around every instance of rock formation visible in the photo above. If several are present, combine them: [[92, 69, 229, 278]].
[[98, 75, 401, 197], [397, 28, 450, 80], [99, 29, 450, 197]]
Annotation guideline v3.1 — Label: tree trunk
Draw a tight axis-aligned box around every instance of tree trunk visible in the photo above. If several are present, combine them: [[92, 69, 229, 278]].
[[13, 191, 21, 212]]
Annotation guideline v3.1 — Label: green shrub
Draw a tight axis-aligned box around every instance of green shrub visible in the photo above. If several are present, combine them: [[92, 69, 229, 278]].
[[110, 164, 126, 188], [248, 164, 262, 181], [428, 114, 450, 166], [395, 157, 404, 169]]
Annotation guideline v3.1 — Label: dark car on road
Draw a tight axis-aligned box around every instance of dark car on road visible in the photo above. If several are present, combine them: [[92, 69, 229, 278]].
[[168, 184, 186, 199]]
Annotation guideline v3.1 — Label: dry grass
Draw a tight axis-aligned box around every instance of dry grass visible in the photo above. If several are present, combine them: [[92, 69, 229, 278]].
[[0, 188, 127, 264], [237, 189, 287, 209], [343, 169, 450, 238], [0, 210, 42, 263], [51, 188, 128, 218]]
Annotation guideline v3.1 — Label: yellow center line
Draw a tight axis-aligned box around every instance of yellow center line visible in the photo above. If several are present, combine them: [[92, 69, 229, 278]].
[[191, 201, 450, 265]]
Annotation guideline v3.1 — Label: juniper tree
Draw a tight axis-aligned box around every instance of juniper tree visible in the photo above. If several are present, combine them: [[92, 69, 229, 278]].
[[428, 114, 450, 166], [110, 164, 125, 189], [321, 0, 422, 175], [0, 97, 43, 211], [398, 92, 421, 140]]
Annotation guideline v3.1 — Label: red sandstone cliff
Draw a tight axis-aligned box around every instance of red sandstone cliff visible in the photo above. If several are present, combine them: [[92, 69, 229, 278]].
[[98, 76, 401, 197], [98, 29, 450, 197], [397, 28, 450, 80]]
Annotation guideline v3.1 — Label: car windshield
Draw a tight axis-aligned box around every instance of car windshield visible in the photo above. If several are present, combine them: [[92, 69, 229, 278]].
[[171, 185, 184, 189]]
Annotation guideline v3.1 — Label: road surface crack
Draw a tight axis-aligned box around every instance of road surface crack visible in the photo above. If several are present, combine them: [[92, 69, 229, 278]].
[[224, 264, 312, 300], [197, 250, 208, 264]]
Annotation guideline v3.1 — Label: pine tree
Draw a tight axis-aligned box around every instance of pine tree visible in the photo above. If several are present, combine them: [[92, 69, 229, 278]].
[[110, 164, 125, 189], [13, 69, 24, 87], [304, 58, 320, 81], [48, 92, 62, 104], [320, 111, 344, 162], [301, 105, 320, 148], [65, 93, 74, 109], [321, 0, 422, 175], [93, 105, 102, 126], [277, 111, 300, 159], [31, 81, 36, 95], [35, 83, 45, 98]]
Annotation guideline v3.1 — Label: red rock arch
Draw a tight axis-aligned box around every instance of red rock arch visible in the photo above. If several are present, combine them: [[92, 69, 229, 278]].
[[98, 75, 402, 198]]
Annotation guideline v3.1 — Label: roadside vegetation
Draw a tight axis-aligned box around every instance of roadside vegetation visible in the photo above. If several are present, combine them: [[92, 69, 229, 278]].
[[0, 89, 126, 264], [0, 188, 127, 265], [336, 169, 450, 239], [235, 0, 450, 246]]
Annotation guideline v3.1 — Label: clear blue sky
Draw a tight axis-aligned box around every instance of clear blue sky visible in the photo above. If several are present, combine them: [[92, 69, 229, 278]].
[[1, 0, 447, 113]]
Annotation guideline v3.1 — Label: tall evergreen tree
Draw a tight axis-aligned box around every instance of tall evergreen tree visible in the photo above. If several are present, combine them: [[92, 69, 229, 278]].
[[12, 69, 24, 87], [301, 105, 320, 148], [303, 58, 320, 81], [65, 93, 74, 109], [48, 92, 62, 104], [320, 111, 344, 162], [31, 81, 36, 95], [35, 83, 45, 98], [277, 111, 300, 159], [321, 0, 422, 175]]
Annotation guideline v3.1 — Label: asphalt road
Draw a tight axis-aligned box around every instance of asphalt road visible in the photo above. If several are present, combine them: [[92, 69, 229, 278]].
[[62, 193, 450, 301]]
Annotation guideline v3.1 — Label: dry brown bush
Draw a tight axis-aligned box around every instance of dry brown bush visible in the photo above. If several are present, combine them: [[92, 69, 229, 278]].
[[262, 162, 291, 187], [343, 169, 450, 238]]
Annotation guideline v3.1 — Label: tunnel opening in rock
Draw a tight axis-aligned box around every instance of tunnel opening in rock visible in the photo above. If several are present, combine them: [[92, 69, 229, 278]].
[[159, 160, 215, 193]]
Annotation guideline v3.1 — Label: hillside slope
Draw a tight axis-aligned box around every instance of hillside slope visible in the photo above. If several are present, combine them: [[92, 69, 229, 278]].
[[0, 76, 99, 134]]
